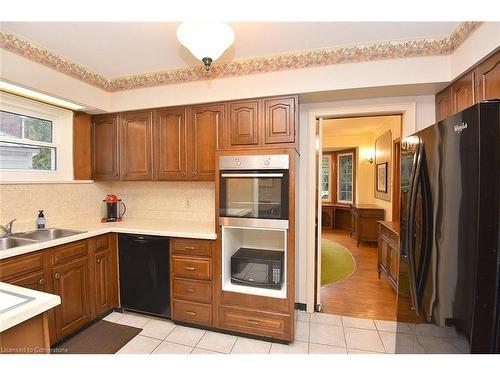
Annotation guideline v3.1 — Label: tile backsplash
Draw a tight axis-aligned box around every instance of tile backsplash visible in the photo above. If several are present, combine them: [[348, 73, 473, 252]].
[[0, 181, 215, 232]]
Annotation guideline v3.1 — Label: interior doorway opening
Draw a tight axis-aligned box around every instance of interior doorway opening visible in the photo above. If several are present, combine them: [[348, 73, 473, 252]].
[[315, 114, 403, 321]]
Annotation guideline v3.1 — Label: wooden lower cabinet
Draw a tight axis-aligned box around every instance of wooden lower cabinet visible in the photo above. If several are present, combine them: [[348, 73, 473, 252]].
[[351, 204, 385, 247], [0, 234, 118, 346], [170, 238, 214, 328], [52, 256, 91, 339], [0, 312, 51, 354], [377, 221, 400, 292], [218, 306, 291, 341]]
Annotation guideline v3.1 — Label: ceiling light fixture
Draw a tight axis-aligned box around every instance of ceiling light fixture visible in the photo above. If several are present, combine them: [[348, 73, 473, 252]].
[[0, 80, 85, 110], [176, 22, 235, 71]]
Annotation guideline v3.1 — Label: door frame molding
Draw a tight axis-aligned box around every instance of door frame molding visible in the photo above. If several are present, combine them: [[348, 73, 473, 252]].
[[305, 102, 417, 313]]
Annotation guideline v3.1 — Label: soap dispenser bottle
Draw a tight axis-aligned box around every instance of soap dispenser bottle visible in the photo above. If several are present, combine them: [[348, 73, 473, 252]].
[[37, 210, 46, 229]]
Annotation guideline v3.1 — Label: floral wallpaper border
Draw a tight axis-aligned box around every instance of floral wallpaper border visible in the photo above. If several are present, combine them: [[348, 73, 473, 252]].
[[0, 22, 482, 92]]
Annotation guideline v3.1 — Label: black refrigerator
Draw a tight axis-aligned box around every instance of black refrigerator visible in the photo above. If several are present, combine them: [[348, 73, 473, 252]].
[[396, 100, 500, 354]]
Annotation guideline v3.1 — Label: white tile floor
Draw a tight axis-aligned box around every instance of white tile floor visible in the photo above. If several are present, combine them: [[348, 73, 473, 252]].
[[104, 310, 464, 354]]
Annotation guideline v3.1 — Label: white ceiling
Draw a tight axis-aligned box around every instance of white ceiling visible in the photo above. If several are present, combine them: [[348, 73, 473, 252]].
[[1, 22, 460, 78], [323, 115, 401, 137]]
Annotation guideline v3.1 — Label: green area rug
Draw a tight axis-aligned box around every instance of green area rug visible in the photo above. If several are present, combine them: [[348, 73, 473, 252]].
[[321, 238, 356, 286]]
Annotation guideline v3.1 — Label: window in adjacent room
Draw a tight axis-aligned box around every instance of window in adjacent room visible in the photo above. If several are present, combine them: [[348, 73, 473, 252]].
[[321, 155, 331, 201], [337, 152, 354, 204], [0, 92, 73, 182]]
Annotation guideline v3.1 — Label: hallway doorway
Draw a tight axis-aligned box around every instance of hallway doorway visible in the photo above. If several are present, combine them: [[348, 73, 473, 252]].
[[316, 114, 402, 321]]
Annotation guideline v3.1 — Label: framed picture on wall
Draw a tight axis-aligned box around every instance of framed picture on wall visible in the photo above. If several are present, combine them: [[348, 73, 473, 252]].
[[376, 162, 388, 193]]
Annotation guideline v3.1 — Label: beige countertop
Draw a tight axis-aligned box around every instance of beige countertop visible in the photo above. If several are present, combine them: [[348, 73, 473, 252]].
[[0, 282, 61, 333], [0, 217, 216, 260]]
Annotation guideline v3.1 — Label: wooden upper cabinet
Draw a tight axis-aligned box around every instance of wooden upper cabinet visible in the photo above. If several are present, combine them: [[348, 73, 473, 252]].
[[263, 96, 297, 145], [229, 100, 260, 147], [154, 108, 188, 180], [187, 104, 224, 181], [475, 50, 500, 102], [73, 112, 93, 180], [435, 87, 452, 122], [52, 256, 91, 339], [120, 111, 153, 181], [92, 114, 119, 180], [450, 71, 475, 114]]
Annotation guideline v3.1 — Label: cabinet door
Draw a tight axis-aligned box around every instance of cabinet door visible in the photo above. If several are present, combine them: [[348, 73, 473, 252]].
[[187, 104, 224, 181], [435, 87, 452, 122], [120, 111, 153, 180], [52, 257, 91, 339], [380, 240, 389, 271], [263, 97, 296, 145], [451, 72, 475, 114], [389, 247, 399, 284], [154, 108, 187, 180], [93, 114, 119, 180], [228, 100, 260, 147], [94, 250, 115, 316], [475, 50, 500, 101]]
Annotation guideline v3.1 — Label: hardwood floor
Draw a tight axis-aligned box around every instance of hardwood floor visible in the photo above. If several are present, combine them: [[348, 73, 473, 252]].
[[320, 229, 397, 321]]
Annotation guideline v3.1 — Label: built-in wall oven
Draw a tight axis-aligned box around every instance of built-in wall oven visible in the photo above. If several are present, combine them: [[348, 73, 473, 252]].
[[219, 154, 289, 229]]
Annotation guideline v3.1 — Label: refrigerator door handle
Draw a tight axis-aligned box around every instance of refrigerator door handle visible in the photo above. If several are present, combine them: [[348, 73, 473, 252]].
[[407, 144, 421, 314], [406, 142, 434, 317]]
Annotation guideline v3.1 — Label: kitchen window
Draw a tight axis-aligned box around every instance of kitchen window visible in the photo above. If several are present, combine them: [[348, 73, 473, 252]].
[[0, 92, 73, 182]]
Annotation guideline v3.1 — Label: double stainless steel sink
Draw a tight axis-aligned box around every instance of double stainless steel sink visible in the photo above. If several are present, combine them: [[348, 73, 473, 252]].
[[0, 228, 87, 251]]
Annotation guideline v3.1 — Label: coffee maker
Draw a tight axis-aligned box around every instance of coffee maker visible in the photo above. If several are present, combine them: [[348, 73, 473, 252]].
[[102, 194, 126, 222]]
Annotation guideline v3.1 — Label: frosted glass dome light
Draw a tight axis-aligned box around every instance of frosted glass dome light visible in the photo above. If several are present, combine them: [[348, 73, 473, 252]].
[[177, 22, 235, 70]]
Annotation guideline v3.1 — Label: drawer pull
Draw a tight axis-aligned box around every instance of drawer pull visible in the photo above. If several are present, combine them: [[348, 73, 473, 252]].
[[185, 311, 197, 316], [185, 288, 195, 293], [39, 278, 45, 285], [97, 258, 101, 264], [185, 266, 196, 271], [54, 273, 60, 279], [247, 319, 259, 326], [185, 246, 196, 250]]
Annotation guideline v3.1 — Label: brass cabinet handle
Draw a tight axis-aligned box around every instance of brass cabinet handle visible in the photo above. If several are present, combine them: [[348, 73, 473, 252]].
[[185, 266, 196, 271], [39, 278, 45, 285], [97, 258, 101, 264], [185, 288, 195, 293], [192, 171, 197, 177], [247, 320, 259, 326], [181, 171, 187, 177], [185, 311, 197, 316], [54, 273, 60, 279], [185, 246, 196, 250]]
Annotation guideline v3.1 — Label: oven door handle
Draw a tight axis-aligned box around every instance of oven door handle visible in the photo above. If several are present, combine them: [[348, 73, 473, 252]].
[[221, 173, 284, 178]]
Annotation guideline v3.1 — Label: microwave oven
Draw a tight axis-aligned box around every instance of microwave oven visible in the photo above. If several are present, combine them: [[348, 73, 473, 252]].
[[230, 248, 284, 290]]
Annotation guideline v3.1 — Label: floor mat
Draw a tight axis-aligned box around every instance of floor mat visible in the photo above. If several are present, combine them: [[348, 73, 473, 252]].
[[55, 319, 142, 354], [321, 238, 356, 286]]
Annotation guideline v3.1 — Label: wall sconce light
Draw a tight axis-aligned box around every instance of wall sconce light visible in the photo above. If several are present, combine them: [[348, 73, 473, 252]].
[[364, 149, 375, 164]]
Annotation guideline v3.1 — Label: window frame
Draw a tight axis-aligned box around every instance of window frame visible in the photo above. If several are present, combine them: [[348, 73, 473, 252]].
[[321, 154, 332, 202], [0, 92, 73, 182], [336, 151, 354, 204]]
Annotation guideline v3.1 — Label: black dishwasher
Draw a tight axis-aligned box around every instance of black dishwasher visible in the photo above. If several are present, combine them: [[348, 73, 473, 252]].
[[118, 234, 170, 318]]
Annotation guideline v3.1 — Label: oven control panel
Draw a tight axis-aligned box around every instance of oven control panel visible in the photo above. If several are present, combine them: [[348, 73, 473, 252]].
[[219, 154, 289, 170]]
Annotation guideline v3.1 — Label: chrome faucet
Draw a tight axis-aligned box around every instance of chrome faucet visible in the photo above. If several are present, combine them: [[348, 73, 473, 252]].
[[0, 218, 16, 236]]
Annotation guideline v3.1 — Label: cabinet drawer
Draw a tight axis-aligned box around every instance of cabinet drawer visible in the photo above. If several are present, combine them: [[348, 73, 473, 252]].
[[172, 277, 212, 304], [218, 305, 291, 340], [0, 252, 44, 281], [94, 235, 110, 252], [172, 256, 211, 280], [52, 241, 89, 265], [172, 299, 212, 326], [379, 225, 399, 245], [171, 238, 212, 258]]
